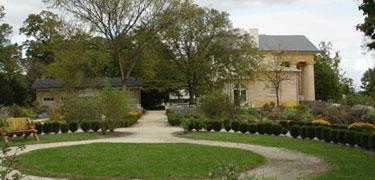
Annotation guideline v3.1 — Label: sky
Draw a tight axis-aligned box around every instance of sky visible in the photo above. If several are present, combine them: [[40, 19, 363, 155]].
[[2, 0, 374, 90]]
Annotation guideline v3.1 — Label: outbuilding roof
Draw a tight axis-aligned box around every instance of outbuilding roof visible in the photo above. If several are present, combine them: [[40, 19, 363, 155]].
[[31, 77, 142, 89], [259, 35, 319, 52]]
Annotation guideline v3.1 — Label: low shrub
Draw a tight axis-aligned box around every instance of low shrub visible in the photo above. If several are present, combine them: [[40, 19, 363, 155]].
[[355, 132, 362, 146], [369, 134, 375, 150], [60, 122, 69, 133], [315, 126, 323, 140], [360, 133, 371, 149], [297, 121, 305, 126], [338, 125, 348, 130], [312, 119, 331, 126], [81, 121, 91, 132], [43, 122, 52, 134], [290, 125, 300, 138], [191, 118, 203, 131], [231, 121, 240, 132], [223, 119, 231, 132], [257, 123, 265, 135], [271, 124, 282, 136], [52, 121, 60, 134], [91, 121, 100, 132], [345, 130, 356, 146], [239, 123, 248, 134], [289, 121, 297, 127], [69, 121, 78, 133], [35, 123, 43, 135], [182, 118, 194, 132], [300, 126, 308, 139], [338, 130, 346, 145], [331, 125, 339, 129], [305, 122, 313, 126], [212, 119, 222, 132], [279, 120, 288, 129], [248, 124, 257, 134], [322, 127, 331, 143], [167, 113, 181, 126], [330, 129, 339, 144], [281, 128, 288, 135], [307, 126, 315, 140], [264, 123, 272, 135]]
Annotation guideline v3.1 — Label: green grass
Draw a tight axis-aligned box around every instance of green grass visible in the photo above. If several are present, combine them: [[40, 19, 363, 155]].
[[183, 132, 375, 180], [8, 133, 101, 146], [14, 143, 265, 180]]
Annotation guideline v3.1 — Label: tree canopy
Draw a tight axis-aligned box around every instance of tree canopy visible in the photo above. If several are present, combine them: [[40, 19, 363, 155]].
[[361, 67, 375, 98], [356, 0, 375, 51]]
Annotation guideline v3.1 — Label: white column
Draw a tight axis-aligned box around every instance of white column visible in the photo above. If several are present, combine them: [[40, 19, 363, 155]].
[[303, 63, 315, 101]]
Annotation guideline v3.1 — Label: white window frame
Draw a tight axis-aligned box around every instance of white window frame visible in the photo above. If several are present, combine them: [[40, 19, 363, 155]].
[[233, 83, 247, 104]]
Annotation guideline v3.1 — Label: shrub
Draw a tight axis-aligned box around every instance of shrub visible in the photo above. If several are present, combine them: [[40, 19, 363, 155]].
[[290, 125, 300, 138], [337, 130, 346, 145], [322, 128, 331, 143], [231, 121, 240, 132], [238, 123, 248, 134], [35, 123, 43, 135], [247, 124, 256, 134], [338, 125, 348, 130], [330, 129, 339, 144], [370, 134, 375, 150], [315, 126, 323, 140], [200, 91, 233, 119], [360, 133, 371, 149], [271, 124, 282, 136], [182, 118, 194, 132], [264, 123, 272, 135], [212, 119, 223, 132], [331, 125, 339, 129], [305, 122, 313, 126], [289, 121, 297, 127], [257, 123, 265, 135], [69, 121, 78, 133], [43, 122, 52, 134], [279, 120, 288, 129], [297, 121, 305, 126], [307, 126, 315, 140], [191, 118, 203, 131], [203, 119, 212, 132], [91, 121, 100, 132], [355, 132, 362, 146], [312, 119, 331, 126], [81, 121, 91, 132], [52, 121, 60, 134], [223, 119, 231, 132], [60, 122, 69, 133], [167, 113, 181, 126], [300, 126, 308, 139], [345, 130, 356, 146], [281, 128, 288, 135], [349, 122, 375, 132]]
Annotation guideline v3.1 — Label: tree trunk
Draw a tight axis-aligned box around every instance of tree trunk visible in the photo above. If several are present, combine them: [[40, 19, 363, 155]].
[[188, 84, 195, 106], [276, 87, 280, 107]]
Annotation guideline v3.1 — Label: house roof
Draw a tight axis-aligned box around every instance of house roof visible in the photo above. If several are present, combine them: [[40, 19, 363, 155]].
[[259, 35, 319, 52], [31, 77, 142, 89]]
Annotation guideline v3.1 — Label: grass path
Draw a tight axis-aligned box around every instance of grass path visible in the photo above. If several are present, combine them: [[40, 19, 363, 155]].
[[183, 132, 375, 180]]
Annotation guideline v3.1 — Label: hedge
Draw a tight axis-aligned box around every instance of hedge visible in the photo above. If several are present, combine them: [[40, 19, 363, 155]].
[[271, 124, 282, 136], [279, 120, 288, 129], [345, 130, 356, 146], [355, 132, 362, 146], [264, 123, 272, 135], [81, 121, 91, 132], [360, 133, 371, 150], [91, 121, 100, 132], [212, 119, 222, 132], [257, 123, 265, 135], [69, 121, 78, 133], [43, 122, 52, 134], [248, 124, 257, 134], [231, 121, 240, 132], [61, 122, 69, 133], [307, 126, 315, 140], [281, 128, 288, 135], [223, 119, 231, 132], [330, 129, 339, 144], [192, 118, 203, 131], [35, 123, 43, 135], [315, 126, 323, 141], [290, 125, 300, 138], [52, 121, 60, 134], [337, 130, 346, 145], [300, 126, 308, 139], [322, 127, 331, 143], [239, 123, 248, 134]]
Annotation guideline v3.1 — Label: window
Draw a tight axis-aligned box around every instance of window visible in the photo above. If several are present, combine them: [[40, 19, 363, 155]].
[[234, 83, 247, 105], [43, 97, 54, 102], [270, 82, 277, 95]]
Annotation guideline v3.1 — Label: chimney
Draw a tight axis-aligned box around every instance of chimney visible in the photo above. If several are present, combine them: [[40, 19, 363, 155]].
[[249, 28, 259, 47]]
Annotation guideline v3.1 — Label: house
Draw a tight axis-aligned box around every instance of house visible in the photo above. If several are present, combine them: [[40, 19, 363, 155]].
[[223, 29, 319, 107], [31, 77, 142, 108]]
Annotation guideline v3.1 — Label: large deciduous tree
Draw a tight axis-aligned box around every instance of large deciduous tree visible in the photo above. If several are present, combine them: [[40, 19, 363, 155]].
[[361, 67, 375, 98], [43, 0, 171, 89], [157, 0, 259, 104], [356, 0, 375, 51]]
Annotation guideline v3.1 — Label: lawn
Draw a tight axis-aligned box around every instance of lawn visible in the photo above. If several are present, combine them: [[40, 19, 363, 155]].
[[183, 132, 375, 180], [8, 133, 102, 146], [14, 143, 265, 180]]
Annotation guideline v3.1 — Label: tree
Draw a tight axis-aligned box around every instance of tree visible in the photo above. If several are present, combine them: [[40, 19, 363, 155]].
[[157, 0, 259, 104], [314, 42, 346, 102], [258, 50, 292, 107], [43, 0, 171, 89], [356, 0, 375, 51], [361, 67, 375, 98]]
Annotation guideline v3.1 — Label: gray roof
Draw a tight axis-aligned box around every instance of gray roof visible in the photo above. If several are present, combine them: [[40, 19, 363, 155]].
[[259, 35, 319, 52], [31, 77, 142, 89]]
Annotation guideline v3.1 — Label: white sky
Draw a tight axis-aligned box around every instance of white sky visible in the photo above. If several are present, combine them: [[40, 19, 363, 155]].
[[2, 0, 374, 89]]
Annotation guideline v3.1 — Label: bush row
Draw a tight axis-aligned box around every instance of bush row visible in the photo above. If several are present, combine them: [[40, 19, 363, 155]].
[[290, 125, 375, 150], [167, 112, 182, 126]]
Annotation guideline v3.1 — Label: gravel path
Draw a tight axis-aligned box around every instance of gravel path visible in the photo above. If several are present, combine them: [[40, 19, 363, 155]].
[[9, 111, 331, 180]]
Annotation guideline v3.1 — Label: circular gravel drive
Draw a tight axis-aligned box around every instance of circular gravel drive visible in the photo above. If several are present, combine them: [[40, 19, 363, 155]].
[[11, 111, 331, 180]]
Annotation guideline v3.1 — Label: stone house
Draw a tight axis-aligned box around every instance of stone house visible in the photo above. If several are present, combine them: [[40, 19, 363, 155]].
[[31, 77, 142, 108], [223, 29, 318, 107]]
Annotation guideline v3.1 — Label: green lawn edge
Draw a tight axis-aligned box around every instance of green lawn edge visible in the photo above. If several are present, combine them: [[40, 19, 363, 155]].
[[8, 133, 102, 146], [14, 143, 266, 180], [182, 132, 375, 180]]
